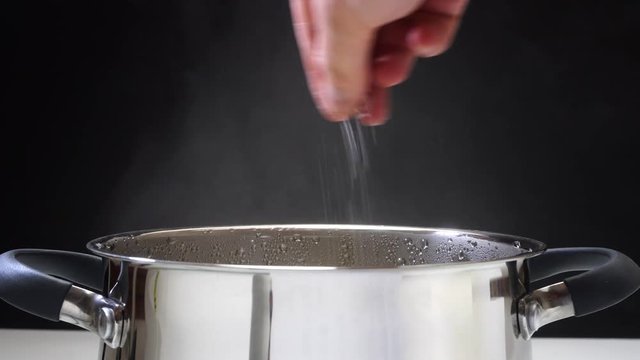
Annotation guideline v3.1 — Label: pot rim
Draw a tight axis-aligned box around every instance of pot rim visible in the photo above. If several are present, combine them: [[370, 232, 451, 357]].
[[86, 224, 547, 270]]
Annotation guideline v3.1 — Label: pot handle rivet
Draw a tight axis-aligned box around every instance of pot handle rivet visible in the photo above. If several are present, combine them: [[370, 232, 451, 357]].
[[60, 285, 128, 348], [517, 281, 574, 340]]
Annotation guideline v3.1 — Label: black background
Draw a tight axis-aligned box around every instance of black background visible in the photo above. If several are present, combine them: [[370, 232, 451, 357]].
[[2, 0, 639, 337]]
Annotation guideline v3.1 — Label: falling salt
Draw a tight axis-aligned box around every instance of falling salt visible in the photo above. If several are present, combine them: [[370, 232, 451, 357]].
[[318, 119, 374, 224]]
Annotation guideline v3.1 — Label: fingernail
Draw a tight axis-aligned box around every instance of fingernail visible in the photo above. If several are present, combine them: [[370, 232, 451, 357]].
[[355, 99, 370, 119], [409, 36, 447, 57], [373, 54, 393, 65], [320, 85, 350, 122], [407, 30, 438, 57], [356, 97, 387, 126], [360, 115, 388, 126]]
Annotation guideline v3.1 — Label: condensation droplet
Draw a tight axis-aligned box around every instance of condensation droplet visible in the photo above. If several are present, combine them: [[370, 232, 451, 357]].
[[513, 241, 521, 248], [235, 247, 246, 257]]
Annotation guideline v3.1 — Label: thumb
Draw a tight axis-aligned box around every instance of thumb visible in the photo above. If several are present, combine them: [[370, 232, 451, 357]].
[[311, 0, 423, 121]]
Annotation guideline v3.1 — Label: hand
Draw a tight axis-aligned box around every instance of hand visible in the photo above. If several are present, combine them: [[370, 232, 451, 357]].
[[290, 0, 469, 125]]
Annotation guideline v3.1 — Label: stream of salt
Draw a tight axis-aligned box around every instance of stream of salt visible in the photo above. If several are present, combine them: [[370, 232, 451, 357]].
[[319, 119, 375, 224]]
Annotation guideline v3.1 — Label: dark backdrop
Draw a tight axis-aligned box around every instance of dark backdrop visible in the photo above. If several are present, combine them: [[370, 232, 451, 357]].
[[3, 0, 639, 337]]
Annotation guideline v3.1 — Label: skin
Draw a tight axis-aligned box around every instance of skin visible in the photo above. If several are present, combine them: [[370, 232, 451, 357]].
[[290, 0, 469, 125]]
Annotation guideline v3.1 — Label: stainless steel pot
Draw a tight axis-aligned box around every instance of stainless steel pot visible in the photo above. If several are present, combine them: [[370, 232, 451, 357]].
[[1, 225, 639, 360]]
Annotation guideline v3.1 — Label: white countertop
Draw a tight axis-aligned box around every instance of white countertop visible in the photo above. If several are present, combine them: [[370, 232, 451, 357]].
[[0, 329, 638, 359]]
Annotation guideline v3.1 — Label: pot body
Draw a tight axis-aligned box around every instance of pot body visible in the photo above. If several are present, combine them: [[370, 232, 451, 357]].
[[101, 258, 530, 360], [3, 226, 637, 359]]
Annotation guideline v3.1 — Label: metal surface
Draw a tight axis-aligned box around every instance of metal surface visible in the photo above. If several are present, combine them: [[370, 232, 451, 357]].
[[78, 225, 545, 359], [87, 225, 545, 268], [97, 259, 533, 359], [517, 282, 575, 340], [4, 226, 632, 359], [60, 285, 128, 348]]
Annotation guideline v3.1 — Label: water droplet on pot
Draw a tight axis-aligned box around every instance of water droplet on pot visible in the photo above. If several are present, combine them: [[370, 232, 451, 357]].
[[513, 241, 521, 248]]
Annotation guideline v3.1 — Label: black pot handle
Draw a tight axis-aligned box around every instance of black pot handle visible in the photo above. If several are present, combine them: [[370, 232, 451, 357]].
[[0, 249, 127, 348], [518, 247, 640, 339], [0, 249, 106, 320]]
